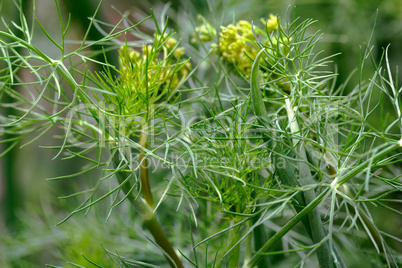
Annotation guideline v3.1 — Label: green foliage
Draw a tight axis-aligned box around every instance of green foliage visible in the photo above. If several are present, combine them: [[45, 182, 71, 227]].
[[1, 0, 401, 267]]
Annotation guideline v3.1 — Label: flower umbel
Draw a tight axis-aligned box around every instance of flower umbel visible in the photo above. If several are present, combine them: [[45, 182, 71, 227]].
[[266, 14, 278, 32], [191, 15, 217, 43], [193, 14, 291, 87], [97, 32, 190, 134]]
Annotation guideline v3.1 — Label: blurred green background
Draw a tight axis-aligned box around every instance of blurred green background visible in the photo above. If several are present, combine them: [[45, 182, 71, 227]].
[[1, 0, 401, 266]]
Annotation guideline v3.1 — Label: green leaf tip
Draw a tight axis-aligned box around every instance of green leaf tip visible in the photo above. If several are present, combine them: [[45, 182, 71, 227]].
[[250, 48, 268, 122]]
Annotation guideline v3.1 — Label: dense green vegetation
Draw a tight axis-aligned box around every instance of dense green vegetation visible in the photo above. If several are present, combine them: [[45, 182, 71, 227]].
[[1, 0, 401, 267]]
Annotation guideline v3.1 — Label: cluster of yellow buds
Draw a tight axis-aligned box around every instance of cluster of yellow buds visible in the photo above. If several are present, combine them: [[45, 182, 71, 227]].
[[106, 32, 190, 127], [160, 34, 186, 58], [218, 20, 258, 75], [266, 14, 278, 33], [192, 14, 282, 78], [191, 15, 217, 43], [191, 14, 297, 95]]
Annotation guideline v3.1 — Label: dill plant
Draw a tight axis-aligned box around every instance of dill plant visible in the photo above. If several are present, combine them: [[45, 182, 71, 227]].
[[0, 1, 401, 267]]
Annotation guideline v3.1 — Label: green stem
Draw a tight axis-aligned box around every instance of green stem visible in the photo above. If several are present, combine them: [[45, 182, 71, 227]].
[[228, 221, 241, 268], [284, 97, 332, 268], [245, 222, 252, 263], [246, 189, 330, 267], [139, 123, 155, 208], [250, 50, 332, 267], [337, 139, 402, 186], [143, 209, 184, 268], [112, 150, 184, 268], [273, 152, 313, 239], [246, 139, 402, 267], [252, 216, 271, 268], [1, 0, 31, 230]]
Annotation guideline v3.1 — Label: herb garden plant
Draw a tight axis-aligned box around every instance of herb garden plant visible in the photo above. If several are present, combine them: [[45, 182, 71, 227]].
[[1, 1, 401, 267]]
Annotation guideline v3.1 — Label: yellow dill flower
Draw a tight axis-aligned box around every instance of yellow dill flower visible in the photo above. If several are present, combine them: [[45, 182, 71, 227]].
[[191, 16, 217, 44], [236, 20, 254, 40], [165, 37, 178, 50], [217, 22, 261, 76], [220, 24, 238, 42], [128, 49, 141, 62], [173, 47, 185, 58], [266, 14, 278, 33], [142, 44, 157, 59]]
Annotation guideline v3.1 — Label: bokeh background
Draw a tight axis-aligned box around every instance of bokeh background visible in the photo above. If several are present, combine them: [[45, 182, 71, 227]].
[[1, 0, 401, 266]]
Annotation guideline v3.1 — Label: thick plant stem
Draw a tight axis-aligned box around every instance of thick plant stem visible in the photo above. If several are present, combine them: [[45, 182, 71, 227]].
[[133, 197, 184, 268], [139, 123, 155, 208], [252, 217, 271, 268], [250, 51, 331, 267], [284, 98, 332, 268], [250, 49, 339, 267], [112, 151, 184, 268], [246, 189, 330, 267], [228, 222, 241, 268], [143, 208, 184, 268]]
